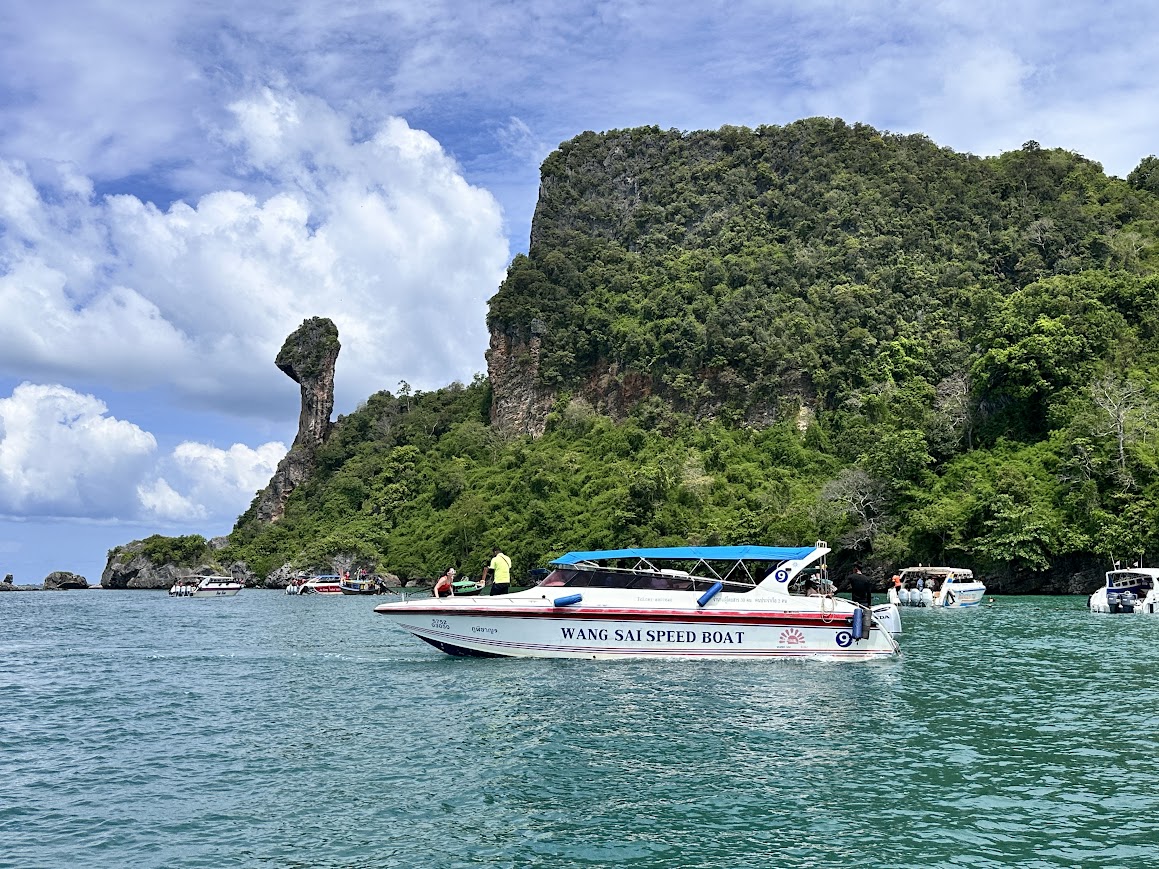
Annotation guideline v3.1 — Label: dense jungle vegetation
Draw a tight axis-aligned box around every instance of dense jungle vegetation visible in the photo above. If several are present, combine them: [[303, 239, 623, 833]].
[[212, 119, 1159, 589]]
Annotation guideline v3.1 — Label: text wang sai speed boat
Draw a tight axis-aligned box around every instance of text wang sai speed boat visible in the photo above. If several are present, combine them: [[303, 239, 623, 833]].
[[373, 543, 900, 660]]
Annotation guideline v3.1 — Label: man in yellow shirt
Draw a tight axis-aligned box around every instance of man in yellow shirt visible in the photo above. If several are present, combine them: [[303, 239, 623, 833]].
[[483, 547, 512, 595]]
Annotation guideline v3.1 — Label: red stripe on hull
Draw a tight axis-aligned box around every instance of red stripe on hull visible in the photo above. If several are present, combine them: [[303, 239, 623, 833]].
[[375, 606, 856, 628]]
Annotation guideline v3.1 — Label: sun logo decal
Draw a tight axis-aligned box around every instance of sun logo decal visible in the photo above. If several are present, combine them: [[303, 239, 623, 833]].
[[779, 628, 805, 646]]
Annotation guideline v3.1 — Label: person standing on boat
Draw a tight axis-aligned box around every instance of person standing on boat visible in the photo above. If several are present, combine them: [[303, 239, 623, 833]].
[[483, 548, 512, 595], [849, 564, 874, 606]]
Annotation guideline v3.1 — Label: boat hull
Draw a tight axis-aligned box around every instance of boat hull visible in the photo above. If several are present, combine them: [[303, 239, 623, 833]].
[[894, 582, 986, 608], [190, 587, 242, 597], [937, 582, 986, 608], [374, 604, 897, 660], [1089, 588, 1159, 614]]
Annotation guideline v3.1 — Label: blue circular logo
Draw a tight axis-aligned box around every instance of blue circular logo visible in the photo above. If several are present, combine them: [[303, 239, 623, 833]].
[[774, 569, 790, 583], [835, 631, 853, 647]]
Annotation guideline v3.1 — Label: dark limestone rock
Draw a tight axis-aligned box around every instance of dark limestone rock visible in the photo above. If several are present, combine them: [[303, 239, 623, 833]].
[[250, 317, 341, 524], [276, 317, 341, 449], [228, 560, 259, 587], [486, 319, 556, 438], [264, 563, 299, 589], [101, 540, 235, 589], [43, 571, 89, 590]]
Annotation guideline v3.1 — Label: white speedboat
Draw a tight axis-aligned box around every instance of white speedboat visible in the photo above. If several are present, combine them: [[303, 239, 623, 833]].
[[374, 542, 900, 660], [1089, 567, 1159, 614], [891, 567, 985, 608], [286, 574, 344, 595], [187, 575, 243, 597]]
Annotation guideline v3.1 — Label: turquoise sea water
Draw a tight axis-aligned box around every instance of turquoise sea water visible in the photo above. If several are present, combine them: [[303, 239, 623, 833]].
[[2, 592, 1158, 869]]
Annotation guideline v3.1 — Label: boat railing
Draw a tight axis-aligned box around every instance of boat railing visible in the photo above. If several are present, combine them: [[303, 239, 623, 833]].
[[541, 565, 762, 593]]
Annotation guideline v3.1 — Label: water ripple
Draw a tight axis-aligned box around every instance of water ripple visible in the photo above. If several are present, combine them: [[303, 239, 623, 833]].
[[2, 592, 1157, 867]]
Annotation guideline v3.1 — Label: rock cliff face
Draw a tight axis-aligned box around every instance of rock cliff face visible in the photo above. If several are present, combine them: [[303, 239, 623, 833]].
[[251, 317, 340, 523], [486, 320, 556, 437], [43, 571, 89, 590], [101, 539, 258, 589]]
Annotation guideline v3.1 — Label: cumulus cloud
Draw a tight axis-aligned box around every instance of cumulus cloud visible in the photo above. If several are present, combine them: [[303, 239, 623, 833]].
[[140, 440, 286, 522], [0, 382, 157, 518], [0, 381, 285, 523], [0, 89, 509, 417]]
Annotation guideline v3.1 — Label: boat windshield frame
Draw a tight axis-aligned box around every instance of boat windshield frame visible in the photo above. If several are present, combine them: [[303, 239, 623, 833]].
[[538, 565, 768, 593], [898, 567, 974, 584], [541, 544, 830, 593], [1105, 569, 1159, 590]]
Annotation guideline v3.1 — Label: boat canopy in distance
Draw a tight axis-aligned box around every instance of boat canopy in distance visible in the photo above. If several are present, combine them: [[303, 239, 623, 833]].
[[899, 566, 974, 580]]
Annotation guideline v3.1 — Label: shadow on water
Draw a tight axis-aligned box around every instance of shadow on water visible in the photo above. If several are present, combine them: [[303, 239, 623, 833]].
[[2, 592, 1157, 868]]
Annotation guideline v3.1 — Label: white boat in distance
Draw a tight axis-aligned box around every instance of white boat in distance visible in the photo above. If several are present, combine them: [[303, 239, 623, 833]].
[[177, 575, 243, 598], [374, 542, 901, 660], [1089, 567, 1159, 614], [892, 567, 985, 608]]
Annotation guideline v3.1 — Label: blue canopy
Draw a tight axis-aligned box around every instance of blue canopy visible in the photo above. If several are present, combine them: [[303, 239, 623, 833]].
[[551, 545, 822, 565]]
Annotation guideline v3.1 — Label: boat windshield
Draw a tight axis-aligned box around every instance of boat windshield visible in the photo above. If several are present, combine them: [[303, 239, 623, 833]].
[[1108, 572, 1155, 590], [538, 567, 755, 593]]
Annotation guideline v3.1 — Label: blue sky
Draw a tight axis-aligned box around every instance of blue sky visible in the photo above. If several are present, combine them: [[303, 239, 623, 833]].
[[2, 0, 1158, 584]]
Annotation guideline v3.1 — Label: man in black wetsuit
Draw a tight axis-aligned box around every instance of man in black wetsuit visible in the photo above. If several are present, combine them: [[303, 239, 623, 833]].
[[849, 564, 874, 607]]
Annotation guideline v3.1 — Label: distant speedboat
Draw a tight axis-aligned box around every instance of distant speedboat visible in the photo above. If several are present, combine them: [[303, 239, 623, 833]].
[[1089, 567, 1159, 614], [891, 567, 985, 608], [374, 542, 901, 660], [182, 575, 243, 598], [286, 575, 344, 595]]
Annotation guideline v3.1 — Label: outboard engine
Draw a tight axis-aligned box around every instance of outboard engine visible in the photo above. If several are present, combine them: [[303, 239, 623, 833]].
[[1106, 591, 1121, 613], [1119, 591, 1138, 613], [921, 588, 934, 607], [898, 588, 910, 606], [872, 603, 902, 636]]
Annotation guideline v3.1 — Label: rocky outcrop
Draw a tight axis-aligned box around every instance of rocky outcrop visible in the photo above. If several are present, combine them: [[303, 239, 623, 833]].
[[43, 571, 89, 590], [102, 544, 187, 589], [101, 540, 253, 589], [486, 319, 556, 437], [0, 574, 36, 592], [250, 317, 341, 523]]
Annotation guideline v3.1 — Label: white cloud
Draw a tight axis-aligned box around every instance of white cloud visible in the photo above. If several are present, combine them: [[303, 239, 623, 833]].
[[137, 478, 203, 523], [141, 440, 287, 522], [0, 381, 285, 523], [0, 382, 157, 518], [0, 89, 510, 417]]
